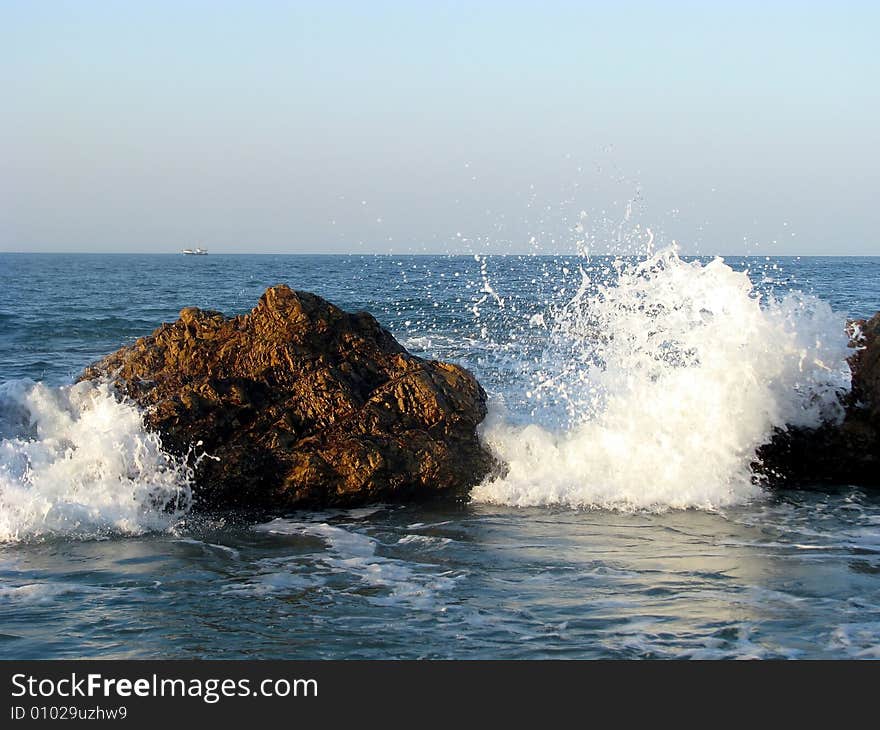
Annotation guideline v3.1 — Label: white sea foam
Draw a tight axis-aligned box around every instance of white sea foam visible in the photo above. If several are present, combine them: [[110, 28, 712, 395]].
[[0, 582, 98, 605], [250, 519, 460, 608], [0, 379, 191, 542], [472, 248, 852, 511], [397, 534, 452, 549]]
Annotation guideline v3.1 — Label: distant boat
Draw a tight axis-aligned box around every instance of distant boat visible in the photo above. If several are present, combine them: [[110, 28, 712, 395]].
[[182, 247, 208, 255]]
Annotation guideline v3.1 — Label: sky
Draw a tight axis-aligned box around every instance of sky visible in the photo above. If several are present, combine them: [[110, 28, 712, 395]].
[[1, 0, 877, 255]]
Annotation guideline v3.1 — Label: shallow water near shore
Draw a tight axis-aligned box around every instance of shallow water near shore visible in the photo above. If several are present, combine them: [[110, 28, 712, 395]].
[[2, 494, 880, 659], [1, 252, 879, 658]]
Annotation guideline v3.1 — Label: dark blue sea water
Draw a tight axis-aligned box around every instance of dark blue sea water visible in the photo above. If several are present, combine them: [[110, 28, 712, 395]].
[[1, 252, 879, 658]]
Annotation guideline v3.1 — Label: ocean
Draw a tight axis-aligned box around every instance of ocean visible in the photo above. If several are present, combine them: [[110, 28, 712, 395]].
[[1, 251, 879, 658]]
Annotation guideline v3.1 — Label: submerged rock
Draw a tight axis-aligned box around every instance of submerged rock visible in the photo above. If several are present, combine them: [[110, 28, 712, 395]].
[[757, 312, 880, 487], [80, 285, 494, 509]]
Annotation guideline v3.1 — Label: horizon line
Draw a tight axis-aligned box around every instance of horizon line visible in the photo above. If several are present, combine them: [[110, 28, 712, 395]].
[[1, 250, 879, 259]]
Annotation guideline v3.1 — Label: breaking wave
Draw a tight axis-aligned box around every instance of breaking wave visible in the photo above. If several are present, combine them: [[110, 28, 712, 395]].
[[472, 248, 852, 511], [0, 379, 191, 542]]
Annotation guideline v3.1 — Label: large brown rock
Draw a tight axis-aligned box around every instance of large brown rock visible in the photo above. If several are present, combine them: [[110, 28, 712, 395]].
[[80, 285, 494, 509], [757, 313, 880, 487]]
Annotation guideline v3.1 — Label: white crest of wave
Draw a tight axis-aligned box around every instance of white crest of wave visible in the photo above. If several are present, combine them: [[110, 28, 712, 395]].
[[472, 248, 852, 511], [0, 379, 191, 542]]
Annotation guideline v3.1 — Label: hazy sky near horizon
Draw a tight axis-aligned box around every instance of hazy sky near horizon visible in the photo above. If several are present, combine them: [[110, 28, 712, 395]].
[[2, 1, 878, 255]]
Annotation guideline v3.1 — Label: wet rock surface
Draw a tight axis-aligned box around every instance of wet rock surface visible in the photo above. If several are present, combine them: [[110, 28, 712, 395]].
[[758, 312, 880, 488], [80, 285, 495, 509]]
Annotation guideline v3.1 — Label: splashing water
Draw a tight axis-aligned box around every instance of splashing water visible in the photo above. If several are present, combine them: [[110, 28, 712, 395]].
[[0, 247, 857, 541], [0, 380, 192, 542], [472, 247, 852, 511]]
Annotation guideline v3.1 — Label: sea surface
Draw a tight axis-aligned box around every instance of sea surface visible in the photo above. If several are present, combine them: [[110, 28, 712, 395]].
[[1, 252, 879, 659]]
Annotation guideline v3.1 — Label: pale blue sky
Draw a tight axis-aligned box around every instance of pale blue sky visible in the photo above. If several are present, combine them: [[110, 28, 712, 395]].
[[1, 1, 877, 254]]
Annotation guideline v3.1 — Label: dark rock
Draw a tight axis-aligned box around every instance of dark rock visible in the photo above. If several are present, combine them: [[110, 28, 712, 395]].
[[757, 312, 880, 488], [851, 313, 880, 423], [80, 285, 495, 509]]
